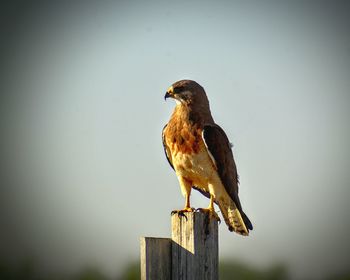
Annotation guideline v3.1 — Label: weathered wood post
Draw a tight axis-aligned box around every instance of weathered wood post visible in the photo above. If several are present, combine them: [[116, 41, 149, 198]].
[[140, 211, 218, 280], [140, 237, 172, 279], [172, 211, 218, 280]]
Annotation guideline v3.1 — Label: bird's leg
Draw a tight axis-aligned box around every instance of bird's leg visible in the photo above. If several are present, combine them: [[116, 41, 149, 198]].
[[197, 195, 221, 222], [171, 193, 195, 217], [183, 192, 192, 211], [171, 177, 195, 217]]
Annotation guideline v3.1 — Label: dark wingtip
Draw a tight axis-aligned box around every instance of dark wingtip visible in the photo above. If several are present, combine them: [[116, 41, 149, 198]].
[[242, 212, 253, 230]]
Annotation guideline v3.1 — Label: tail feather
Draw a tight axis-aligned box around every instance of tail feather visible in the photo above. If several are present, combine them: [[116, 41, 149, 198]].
[[218, 199, 251, 236], [241, 211, 253, 231]]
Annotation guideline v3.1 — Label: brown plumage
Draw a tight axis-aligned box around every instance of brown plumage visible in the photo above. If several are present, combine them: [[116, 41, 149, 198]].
[[162, 79, 253, 235]]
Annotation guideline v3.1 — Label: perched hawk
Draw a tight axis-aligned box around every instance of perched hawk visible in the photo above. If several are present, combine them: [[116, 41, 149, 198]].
[[162, 80, 253, 236]]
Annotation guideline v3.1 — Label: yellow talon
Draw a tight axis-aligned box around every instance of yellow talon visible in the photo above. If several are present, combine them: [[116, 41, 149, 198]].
[[171, 207, 195, 215], [196, 195, 221, 222]]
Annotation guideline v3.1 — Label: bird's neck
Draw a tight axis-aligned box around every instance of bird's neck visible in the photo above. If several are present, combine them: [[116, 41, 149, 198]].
[[171, 103, 214, 126]]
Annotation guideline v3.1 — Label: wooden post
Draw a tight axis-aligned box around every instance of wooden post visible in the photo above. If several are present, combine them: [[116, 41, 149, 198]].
[[140, 211, 218, 280], [140, 237, 172, 280], [172, 212, 218, 280], [140, 237, 171, 280]]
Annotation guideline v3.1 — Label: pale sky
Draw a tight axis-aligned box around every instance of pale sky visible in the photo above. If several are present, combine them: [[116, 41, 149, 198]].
[[1, 1, 350, 279]]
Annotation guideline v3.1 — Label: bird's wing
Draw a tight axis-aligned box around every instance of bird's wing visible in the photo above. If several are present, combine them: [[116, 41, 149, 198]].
[[162, 124, 174, 170], [202, 124, 243, 211]]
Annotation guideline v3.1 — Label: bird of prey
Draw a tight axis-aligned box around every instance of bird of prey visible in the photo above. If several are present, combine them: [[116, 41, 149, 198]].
[[162, 80, 253, 235]]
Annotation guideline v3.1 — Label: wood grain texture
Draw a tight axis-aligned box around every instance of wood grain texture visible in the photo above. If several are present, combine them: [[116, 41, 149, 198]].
[[140, 237, 172, 280], [171, 212, 218, 280]]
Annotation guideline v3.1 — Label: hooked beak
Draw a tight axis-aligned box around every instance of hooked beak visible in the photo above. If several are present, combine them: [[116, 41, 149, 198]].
[[164, 91, 171, 100], [164, 86, 174, 101]]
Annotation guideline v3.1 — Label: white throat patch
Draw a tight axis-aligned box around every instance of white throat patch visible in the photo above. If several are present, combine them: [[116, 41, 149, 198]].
[[175, 99, 182, 105]]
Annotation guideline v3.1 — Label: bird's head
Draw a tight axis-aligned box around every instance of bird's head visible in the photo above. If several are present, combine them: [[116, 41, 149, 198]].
[[164, 80, 209, 107]]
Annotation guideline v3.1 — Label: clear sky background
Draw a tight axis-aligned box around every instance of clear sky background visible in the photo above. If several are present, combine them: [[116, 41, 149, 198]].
[[1, 1, 350, 279]]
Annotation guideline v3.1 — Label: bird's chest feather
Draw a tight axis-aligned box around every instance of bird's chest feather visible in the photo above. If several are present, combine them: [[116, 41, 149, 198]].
[[172, 148, 216, 187], [165, 120, 216, 185]]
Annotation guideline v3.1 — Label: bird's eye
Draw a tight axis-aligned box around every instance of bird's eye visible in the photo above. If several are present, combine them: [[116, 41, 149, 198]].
[[173, 86, 184, 94]]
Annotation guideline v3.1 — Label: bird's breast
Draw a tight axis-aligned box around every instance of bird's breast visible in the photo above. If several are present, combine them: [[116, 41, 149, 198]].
[[164, 113, 218, 186]]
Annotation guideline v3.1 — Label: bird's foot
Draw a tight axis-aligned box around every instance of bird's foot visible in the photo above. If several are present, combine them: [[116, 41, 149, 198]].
[[196, 207, 221, 223], [171, 207, 195, 219]]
